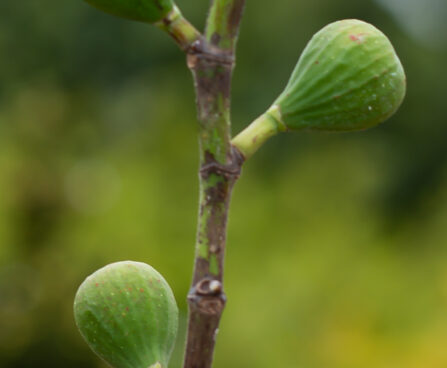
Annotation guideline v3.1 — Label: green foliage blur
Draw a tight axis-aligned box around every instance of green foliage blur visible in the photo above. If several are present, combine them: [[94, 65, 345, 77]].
[[1, 0, 447, 367]]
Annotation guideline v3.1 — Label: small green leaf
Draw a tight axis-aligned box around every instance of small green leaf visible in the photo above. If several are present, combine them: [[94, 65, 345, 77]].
[[274, 19, 406, 131], [74, 261, 178, 368], [84, 0, 175, 23]]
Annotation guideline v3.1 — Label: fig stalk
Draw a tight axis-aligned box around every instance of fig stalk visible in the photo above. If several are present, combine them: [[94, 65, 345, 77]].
[[155, 6, 201, 52], [231, 105, 286, 159]]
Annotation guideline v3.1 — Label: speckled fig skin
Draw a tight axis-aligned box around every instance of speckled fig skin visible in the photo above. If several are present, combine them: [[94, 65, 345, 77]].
[[274, 19, 406, 131], [84, 0, 174, 23], [74, 261, 178, 368]]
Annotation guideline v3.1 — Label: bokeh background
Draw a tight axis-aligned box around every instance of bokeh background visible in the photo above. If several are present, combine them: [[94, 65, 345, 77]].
[[1, 0, 447, 367]]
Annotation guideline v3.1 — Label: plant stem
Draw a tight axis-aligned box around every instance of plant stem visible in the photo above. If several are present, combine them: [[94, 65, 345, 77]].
[[206, 0, 246, 50], [231, 105, 287, 160], [155, 6, 201, 52], [183, 1, 246, 368]]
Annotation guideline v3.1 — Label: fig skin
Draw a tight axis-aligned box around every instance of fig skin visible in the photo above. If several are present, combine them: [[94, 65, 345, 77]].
[[84, 0, 174, 23], [74, 261, 178, 368], [274, 19, 406, 131]]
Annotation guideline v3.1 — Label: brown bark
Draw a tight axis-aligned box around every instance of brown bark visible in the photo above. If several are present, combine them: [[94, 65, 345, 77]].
[[183, 2, 246, 367]]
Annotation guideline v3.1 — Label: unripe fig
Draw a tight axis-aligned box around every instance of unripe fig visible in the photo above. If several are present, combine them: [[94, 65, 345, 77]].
[[74, 261, 178, 368], [274, 19, 406, 131], [84, 0, 174, 23]]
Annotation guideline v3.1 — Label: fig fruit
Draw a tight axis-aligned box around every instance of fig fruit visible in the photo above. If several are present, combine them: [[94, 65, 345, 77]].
[[84, 0, 175, 23], [74, 261, 178, 368], [274, 19, 406, 131]]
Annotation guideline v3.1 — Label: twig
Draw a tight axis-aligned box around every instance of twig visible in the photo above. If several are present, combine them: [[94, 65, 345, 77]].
[[183, 1, 246, 367]]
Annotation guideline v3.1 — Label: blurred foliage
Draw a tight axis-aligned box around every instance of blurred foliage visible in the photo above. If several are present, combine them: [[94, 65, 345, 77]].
[[0, 0, 447, 367]]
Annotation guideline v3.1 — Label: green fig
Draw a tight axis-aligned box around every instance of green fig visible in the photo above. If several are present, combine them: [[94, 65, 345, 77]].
[[274, 19, 406, 131], [74, 261, 178, 368], [84, 0, 174, 23], [232, 20, 406, 159]]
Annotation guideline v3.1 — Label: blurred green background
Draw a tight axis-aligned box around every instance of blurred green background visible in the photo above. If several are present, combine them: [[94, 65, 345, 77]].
[[1, 0, 447, 367]]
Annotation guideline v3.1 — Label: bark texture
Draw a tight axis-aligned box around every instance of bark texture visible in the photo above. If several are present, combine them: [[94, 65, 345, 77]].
[[183, 1, 246, 367]]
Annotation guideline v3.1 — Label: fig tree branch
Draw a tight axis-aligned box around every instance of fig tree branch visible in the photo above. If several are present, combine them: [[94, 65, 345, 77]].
[[183, 1, 246, 368]]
